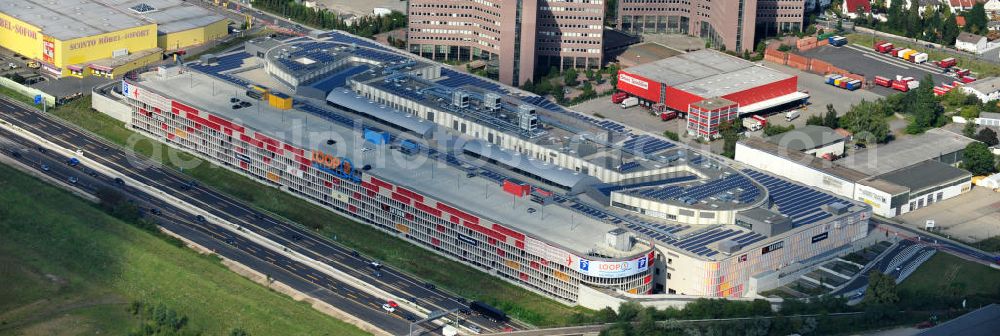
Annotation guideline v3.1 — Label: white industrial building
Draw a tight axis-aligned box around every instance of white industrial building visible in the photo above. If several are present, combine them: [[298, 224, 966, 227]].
[[736, 137, 974, 218], [962, 77, 1000, 103], [955, 32, 990, 54], [978, 112, 1000, 127], [766, 125, 847, 159]]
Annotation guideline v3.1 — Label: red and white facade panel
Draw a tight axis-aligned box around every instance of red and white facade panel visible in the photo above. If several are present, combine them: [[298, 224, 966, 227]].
[[121, 80, 654, 303]]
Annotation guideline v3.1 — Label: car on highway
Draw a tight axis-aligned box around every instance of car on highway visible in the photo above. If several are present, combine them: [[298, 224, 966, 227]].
[[369, 261, 382, 269], [350, 250, 360, 257], [41, 163, 50, 171], [466, 324, 481, 334], [66, 157, 80, 166], [68, 176, 78, 184], [114, 177, 125, 185], [11, 151, 21, 158], [382, 300, 397, 313], [196, 215, 206, 222], [424, 283, 436, 290], [373, 270, 382, 278]]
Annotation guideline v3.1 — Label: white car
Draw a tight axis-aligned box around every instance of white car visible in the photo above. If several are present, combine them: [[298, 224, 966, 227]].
[[382, 303, 395, 313]]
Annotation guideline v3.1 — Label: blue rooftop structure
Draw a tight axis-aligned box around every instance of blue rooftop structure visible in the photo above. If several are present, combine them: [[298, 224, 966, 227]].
[[621, 135, 675, 155], [624, 174, 760, 205], [310, 65, 371, 92], [744, 170, 841, 227]]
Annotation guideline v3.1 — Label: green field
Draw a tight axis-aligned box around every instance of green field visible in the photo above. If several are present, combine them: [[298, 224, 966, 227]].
[[899, 253, 1000, 308], [32, 96, 595, 326], [846, 34, 1000, 77], [0, 164, 369, 336]]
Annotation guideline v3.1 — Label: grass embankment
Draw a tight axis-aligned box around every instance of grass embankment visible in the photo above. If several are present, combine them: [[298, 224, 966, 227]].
[[846, 33, 1000, 77], [972, 236, 1000, 253], [0, 164, 368, 335], [899, 253, 1000, 308], [38, 96, 593, 326]]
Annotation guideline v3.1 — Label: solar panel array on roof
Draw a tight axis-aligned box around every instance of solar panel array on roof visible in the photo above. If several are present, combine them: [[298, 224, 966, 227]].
[[130, 3, 156, 12], [744, 170, 840, 227], [596, 175, 697, 196], [621, 135, 675, 155], [310, 65, 371, 92], [625, 174, 760, 204]]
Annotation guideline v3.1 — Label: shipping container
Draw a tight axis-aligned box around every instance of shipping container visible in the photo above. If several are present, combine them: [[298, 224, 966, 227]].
[[955, 68, 971, 77], [874, 76, 892, 87], [743, 117, 764, 131], [890, 47, 904, 56], [896, 49, 912, 58], [901, 50, 917, 61], [875, 42, 894, 53], [938, 57, 956, 68], [907, 80, 920, 90], [891, 81, 909, 92], [829, 36, 847, 47], [847, 80, 862, 91], [825, 74, 842, 85], [912, 53, 928, 64], [961, 76, 977, 83]]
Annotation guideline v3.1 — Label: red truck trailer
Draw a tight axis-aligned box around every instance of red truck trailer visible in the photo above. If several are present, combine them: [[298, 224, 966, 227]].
[[874, 76, 892, 87], [874, 41, 894, 53], [937, 57, 956, 68]]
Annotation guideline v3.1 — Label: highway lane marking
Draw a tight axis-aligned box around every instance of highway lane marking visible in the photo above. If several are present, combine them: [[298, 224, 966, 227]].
[[2, 123, 403, 324], [3, 105, 492, 329]]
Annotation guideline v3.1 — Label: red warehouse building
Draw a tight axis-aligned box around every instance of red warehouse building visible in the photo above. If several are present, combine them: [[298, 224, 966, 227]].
[[615, 50, 808, 138]]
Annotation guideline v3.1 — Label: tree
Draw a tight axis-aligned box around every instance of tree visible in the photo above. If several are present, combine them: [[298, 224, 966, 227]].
[[962, 142, 997, 175], [863, 271, 899, 305], [763, 124, 795, 136], [563, 68, 579, 86], [942, 13, 960, 45], [720, 120, 741, 158], [966, 2, 989, 35], [963, 121, 979, 138], [806, 114, 825, 126], [840, 99, 891, 143], [551, 83, 565, 103], [824, 104, 839, 128], [976, 128, 999, 146], [904, 75, 946, 134]]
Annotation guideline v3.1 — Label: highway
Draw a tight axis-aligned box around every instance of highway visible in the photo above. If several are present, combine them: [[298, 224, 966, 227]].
[[0, 125, 422, 334], [0, 96, 521, 334]]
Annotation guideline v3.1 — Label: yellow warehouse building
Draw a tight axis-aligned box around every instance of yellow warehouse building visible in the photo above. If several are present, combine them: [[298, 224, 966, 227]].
[[0, 0, 228, 78]]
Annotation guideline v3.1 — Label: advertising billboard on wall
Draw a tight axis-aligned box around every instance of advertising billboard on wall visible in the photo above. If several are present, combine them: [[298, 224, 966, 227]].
[[616, 71, 661, 103], [42, 35, 55, 64], [526, 236, 651, 278]]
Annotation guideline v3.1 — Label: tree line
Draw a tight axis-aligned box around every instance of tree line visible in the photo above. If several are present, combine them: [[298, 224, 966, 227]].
[[251, 0, 406, 38], [854, 0, 989, 46]]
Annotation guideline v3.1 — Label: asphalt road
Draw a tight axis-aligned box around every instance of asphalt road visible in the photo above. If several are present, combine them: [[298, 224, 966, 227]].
[[0, 97, 521, 334], [800, 44, 960, 97], [0, 128, 422, 335]]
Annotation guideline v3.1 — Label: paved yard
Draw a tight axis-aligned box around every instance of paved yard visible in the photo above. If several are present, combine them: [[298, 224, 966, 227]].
[[764, 62, 882, 129], [898, 188, 1000, 243], [799, 44, 958, 96], [569, 98, 721, 153]]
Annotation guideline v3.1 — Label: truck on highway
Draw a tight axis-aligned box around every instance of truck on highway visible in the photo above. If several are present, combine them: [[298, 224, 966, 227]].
[[620, 96, 639, 109], [469, 301, 508, 322], [742, 115, 767, 131]]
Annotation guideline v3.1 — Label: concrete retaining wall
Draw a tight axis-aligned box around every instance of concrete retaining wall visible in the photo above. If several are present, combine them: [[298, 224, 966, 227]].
[[91, 89, 132, 124]]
